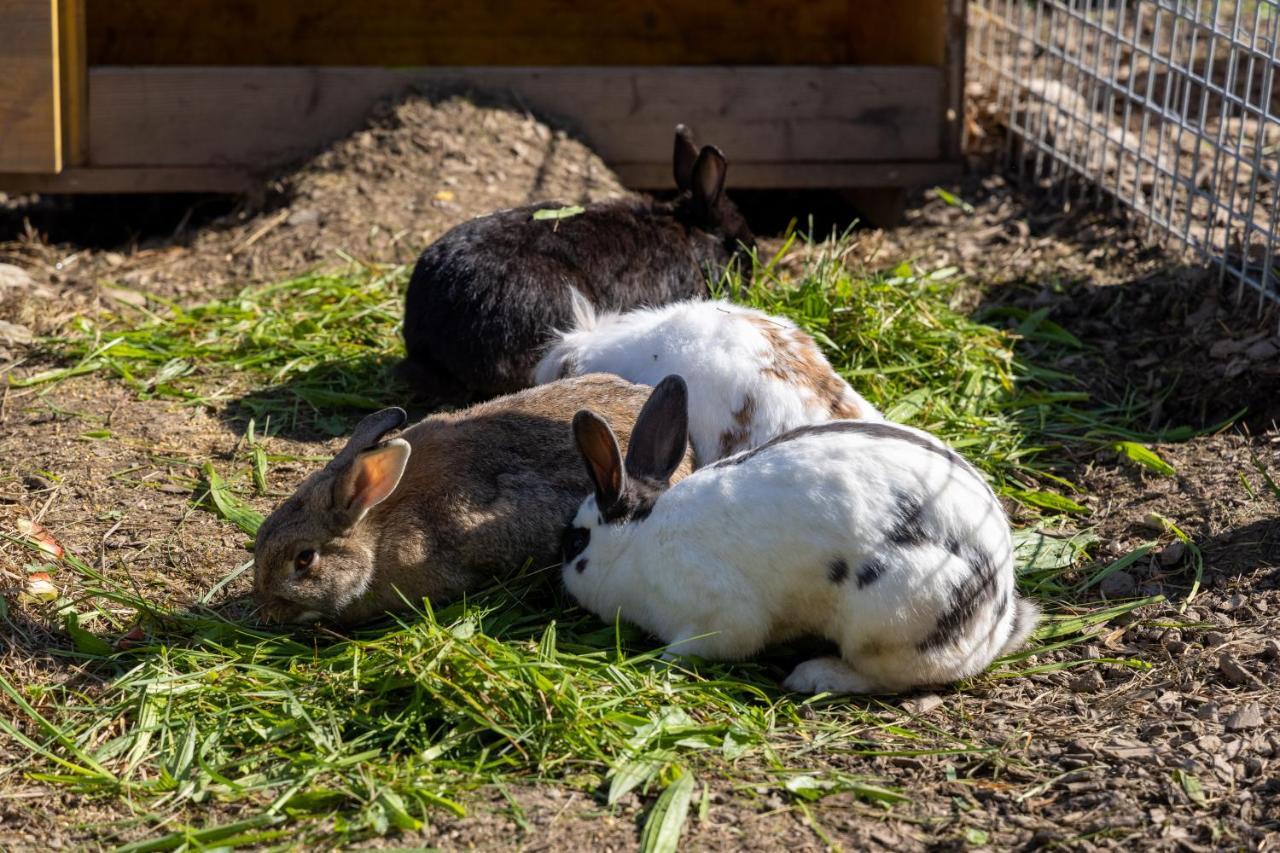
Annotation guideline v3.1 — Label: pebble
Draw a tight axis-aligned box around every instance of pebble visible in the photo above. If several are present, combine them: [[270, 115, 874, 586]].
[[1225, 704, 1264, 731], [0, 263, 34, 289], [1070, 670, 1105, 693], [1219, 593, 1248, 612], [1245, 339, 1279, 360], [0, 320, 33, 346], [1157, 541, 1186, 567], [902, 694, 944, 715], [1100, 570, 1137, 599], [287, 208, 320, 227]]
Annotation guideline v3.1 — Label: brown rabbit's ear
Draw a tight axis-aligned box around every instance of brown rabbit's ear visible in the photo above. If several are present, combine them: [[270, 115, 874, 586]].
[[332, 439, 412, 526], [673, 124, 699, 192], [327, 407, 408, 472], [625, 375, 688, 484], [573, 410, 625, 510]]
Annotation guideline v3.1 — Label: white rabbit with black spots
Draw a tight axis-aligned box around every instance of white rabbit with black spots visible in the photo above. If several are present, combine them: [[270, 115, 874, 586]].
[[561, 375, 1037, 694]]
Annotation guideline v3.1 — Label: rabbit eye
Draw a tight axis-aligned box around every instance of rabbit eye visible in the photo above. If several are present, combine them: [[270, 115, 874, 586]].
[[561, 526, 590, 562], [294, 549, 317, 575]]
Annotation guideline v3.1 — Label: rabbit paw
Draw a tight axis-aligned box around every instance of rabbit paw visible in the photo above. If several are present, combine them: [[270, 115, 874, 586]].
[[782, 657, 880, 695]]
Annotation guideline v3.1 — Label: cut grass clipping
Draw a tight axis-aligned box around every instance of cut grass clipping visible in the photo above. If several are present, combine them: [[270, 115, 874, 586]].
[[5, 232, 1189, 846]]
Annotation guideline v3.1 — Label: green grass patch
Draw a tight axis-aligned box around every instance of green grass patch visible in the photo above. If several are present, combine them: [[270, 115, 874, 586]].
[[2, 232, 1192, 846]]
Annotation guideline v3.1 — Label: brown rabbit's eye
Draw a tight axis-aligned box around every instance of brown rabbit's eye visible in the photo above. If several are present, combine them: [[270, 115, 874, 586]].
[[294, 549, 317, 574]]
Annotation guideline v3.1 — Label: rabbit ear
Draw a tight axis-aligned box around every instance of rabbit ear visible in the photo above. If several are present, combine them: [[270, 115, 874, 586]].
[[327, 407, 408, 472], [691, 145, 727, 216], [573, 410, 625, 509], [625, 375, 689, 483], [331, 439, 411, 526], [673, 124, 699, 192]]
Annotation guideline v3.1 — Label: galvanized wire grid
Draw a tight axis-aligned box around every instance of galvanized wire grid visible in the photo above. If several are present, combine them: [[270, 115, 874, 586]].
[[969, 0, 1280, 311]]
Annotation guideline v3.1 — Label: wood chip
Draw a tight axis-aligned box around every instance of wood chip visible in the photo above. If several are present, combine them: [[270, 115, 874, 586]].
[[1225, 704, 1264, 731]]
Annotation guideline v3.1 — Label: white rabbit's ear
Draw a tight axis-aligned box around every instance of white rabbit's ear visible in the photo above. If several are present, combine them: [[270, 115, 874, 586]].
[[574, 410, 625, 509], [566, 286, 597, 331], [332, 439, 411, 527], [673, 124, 699, 191], [625, 375, 688, 483]]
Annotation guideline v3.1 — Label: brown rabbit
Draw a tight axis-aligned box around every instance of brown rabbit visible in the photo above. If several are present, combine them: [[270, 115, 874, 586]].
[[252, 374, 694, 625]]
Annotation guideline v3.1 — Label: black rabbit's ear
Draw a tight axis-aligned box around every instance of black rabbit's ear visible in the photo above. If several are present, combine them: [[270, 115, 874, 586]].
[[574, 410, 625, 510], [625, 375, 688, 484], [673, 124, 699, 191], [690, 145, 727, 219]]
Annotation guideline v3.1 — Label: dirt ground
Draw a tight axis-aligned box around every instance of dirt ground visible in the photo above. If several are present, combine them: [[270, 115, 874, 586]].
[[1, 95, 1278, 850]]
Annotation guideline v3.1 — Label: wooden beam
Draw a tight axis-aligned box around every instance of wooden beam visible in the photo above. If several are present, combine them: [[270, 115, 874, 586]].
[[0, 0, 62, 172], [84, 0, 945, 67], [86, 66, 946, 173], [58, 0, 87, 166], [0, 162, 959, 195], [615, 162, 960, 190], [0, 166, 253, 193]]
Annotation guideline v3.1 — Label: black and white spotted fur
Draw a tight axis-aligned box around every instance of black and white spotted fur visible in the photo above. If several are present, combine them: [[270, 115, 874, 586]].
[[563, 375, 1039, 694]]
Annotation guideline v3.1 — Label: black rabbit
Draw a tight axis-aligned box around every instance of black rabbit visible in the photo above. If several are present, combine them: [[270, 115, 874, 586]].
[[398, 125, 756, 402]]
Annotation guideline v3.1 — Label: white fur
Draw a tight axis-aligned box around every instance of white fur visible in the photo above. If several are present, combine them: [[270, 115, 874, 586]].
[[534, 295, 882, 465], [564, 421, 1037, 694]]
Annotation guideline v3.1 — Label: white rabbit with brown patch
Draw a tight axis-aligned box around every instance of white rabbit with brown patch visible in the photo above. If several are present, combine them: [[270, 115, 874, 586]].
[[534, 293, 881, 466], [561, 375, 1037, 694]]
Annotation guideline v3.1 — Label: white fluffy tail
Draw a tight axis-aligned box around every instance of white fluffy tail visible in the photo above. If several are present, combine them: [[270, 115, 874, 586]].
[[999, 596, 1041, 657], [566, 286, 598, 332]]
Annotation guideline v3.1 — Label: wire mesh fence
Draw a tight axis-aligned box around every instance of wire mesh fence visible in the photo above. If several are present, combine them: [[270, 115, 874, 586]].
[[969, 0, 1280, 311]]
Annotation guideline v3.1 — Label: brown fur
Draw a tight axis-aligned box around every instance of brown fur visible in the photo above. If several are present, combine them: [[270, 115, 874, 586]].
[[747, 316, 865, 419], [717, 394, 756, 461], [254, 374, 694, 625]]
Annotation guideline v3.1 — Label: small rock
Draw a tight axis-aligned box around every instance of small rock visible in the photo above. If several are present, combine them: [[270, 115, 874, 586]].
[[1225, 704, 1264, 731], [287, 208, 320, 227], [1166, 640, 1189, 655], [1100, 570, 1137, 599], [22, 474, 52, 491], [1070, 670, 1105, 693], [1245, 339, 1279, 360], [1197, 734, 1222, 754], [1157, 541, 1187, 567], [0, 320, 33, 347], [1209, 339, 1246, 359], [1218, 654, 1258, 686], [902, 693, 944, 715], [1160, 629, 1183, 646], [0, 263, 34, 290], [1219, 593, 1248, 612], [103, 251, 126, 268]]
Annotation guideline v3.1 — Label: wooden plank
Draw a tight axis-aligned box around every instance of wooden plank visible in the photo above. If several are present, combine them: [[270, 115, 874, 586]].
[[0, 166, 253, 193], [844, 0, 948, 66], [0, 0, 61, 172], [87, 67, 945, 172], [0, 162, 958, 194], [615, 162, 960, 190], [58, 0, 87, 166], [87, 0, 937, 67]]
